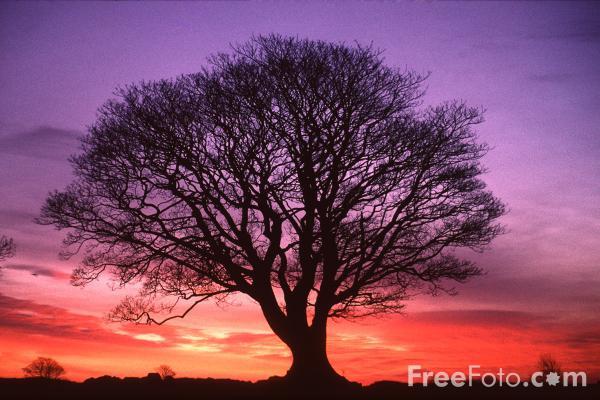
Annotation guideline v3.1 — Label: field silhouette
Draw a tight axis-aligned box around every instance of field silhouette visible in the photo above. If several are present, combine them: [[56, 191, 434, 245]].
[[0, 374, 597, 399]]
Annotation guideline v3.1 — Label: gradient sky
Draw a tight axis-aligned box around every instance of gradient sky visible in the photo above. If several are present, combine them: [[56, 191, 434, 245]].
[[1, 1, 599, 384]]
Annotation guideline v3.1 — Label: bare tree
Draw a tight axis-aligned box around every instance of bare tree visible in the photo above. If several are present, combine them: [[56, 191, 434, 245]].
[[23, 357, 65, 379], [38, 35, 505, 385], [156, 364, 176, 380], [538, 353, 562, 376], [0, 235, 15, 262]]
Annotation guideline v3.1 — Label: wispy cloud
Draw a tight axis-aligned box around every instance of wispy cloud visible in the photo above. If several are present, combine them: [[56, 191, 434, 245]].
[[2, 263, 71, 280], [527, 72, 576, 83], [408, 309, 550, 328], [0, 294, 172, 347], [0, 126, 81, 161], [527, 19, 600, 43], [133, 333, 166, 343], [0, 294, 120, 342]]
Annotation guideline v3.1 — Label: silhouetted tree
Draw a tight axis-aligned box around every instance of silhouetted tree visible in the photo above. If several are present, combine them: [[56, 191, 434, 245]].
[[538, 353, 562, 376], [156, 365, 176, 380], [0, 235, 15, 262], [23, 357, 65, 379], [38, 35, 505, 386]]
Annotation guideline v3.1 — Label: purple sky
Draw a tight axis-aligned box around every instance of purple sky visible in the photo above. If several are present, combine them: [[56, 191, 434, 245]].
[[0, 1, 599, 381]]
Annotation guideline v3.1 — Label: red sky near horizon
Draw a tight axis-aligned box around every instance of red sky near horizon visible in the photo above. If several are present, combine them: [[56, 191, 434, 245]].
[[1, 2, 599, 384]]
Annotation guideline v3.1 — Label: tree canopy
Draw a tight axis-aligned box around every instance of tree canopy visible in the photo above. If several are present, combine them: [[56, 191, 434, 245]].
[[0, 235, 15, 262], [23, 357, 66, 379], [156, 365, 176, 380]]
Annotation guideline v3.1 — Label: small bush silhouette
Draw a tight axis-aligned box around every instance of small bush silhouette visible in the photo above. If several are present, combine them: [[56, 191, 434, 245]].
[[538, 353, 562, 375], [0, 235, 15, 262], [22, 357, 65, 379], [156, 365, 176, 380]]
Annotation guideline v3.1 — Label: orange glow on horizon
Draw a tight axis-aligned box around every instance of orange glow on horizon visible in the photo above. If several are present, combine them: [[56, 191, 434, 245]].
[[1, 291, 598, 384]]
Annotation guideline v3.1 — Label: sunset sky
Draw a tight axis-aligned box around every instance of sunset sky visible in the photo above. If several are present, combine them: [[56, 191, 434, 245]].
[[1, 1, 599, 384]]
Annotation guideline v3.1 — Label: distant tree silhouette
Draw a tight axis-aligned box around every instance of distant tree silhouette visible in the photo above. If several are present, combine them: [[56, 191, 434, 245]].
[[38, 35, 505, 386], [156, 365, 176, 380], [22, 357, 65, 379], [0, 235, 15, 262], [538, 353, 562, 376]]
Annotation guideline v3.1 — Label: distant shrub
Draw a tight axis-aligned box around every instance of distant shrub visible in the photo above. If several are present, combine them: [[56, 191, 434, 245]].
[[156, 365, 176, 380], [22, 357, 65, 379]]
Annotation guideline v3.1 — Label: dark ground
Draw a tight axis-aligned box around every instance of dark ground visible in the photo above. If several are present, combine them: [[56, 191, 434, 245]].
[[0, 375, 598, 399]]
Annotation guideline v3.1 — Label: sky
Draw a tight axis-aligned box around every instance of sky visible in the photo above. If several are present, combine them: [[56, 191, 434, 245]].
[[1, 1, 599, 384]]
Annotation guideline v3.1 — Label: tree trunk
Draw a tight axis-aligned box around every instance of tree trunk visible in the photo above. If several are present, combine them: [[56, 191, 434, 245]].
[[255, 288, 349, 390], [283, 323, 344, 387]]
